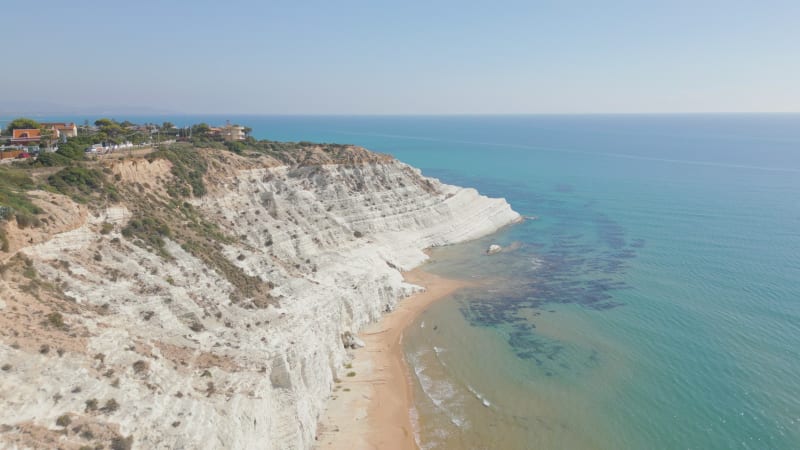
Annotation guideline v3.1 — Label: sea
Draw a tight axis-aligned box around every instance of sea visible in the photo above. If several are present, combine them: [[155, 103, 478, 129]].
[[9, 114, 800, 449]]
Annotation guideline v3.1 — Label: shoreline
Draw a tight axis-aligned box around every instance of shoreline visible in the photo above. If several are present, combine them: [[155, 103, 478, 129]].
[[315, 266, 471, 449]]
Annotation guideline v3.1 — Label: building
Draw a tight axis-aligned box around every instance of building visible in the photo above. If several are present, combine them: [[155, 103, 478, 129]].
[[11, 129, 43, 145], [8, 123, 77, 145], [41, 122, 78, 138], [204, 124, 246, 141], [220, 124, 246, 142]]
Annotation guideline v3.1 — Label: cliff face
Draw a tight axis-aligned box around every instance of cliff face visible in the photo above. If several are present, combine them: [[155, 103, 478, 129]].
[[0, 148, 519, 449]]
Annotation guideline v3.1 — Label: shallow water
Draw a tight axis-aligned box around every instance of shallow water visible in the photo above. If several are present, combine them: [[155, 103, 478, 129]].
[[391, 115, 800, 449]]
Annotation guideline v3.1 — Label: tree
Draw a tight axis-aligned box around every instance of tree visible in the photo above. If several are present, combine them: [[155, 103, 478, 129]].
[[192, 123, 211, 137], [94, 118, 124, 143], [128, 131, 148, 145], [38, 126, 57, 150], [162, 121, 175, 130], [243, 126, 253, 137], [94, 118, 116, 128], [5, 118, 41, 135], [55, 136, 89, 160]]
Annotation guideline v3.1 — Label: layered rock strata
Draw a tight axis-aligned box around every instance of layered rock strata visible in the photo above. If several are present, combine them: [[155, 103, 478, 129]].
[[0, 149, 519, 449]]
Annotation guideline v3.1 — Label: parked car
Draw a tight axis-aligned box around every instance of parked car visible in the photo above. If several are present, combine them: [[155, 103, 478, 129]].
[[16, 152, 31, 159]]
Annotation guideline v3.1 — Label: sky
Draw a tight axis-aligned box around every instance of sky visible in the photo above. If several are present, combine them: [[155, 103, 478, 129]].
[[2, 0, 799, 115]]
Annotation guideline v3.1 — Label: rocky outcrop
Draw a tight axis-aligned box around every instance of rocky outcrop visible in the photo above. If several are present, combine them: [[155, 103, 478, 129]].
[[0, 152, 519, 449], [341, 331, 365, 350], [486, 244, 503, 255]]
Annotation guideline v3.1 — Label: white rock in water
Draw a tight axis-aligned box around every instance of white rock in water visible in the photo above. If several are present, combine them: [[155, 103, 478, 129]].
[[487, 244, 502, 255]]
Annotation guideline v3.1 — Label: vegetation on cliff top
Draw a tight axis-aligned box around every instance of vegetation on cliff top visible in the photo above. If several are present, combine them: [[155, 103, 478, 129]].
[[0, 167, 43, 250], [148, 144, 208, 197], [0, 133, 383, 307]]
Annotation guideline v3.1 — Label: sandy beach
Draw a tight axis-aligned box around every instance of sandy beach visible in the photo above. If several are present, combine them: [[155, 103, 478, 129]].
[[314, 267, 471, 450]]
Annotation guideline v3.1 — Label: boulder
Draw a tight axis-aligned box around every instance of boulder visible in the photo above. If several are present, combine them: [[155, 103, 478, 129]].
[[486, 244, 502, 255], [341, 331, 365, 349]]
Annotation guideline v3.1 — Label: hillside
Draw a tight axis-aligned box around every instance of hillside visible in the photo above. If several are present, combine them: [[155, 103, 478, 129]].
[[0, 142, 519, 449]]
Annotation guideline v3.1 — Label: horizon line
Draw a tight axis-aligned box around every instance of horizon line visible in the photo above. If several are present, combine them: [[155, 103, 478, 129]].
[[2, 111, 799, 119]]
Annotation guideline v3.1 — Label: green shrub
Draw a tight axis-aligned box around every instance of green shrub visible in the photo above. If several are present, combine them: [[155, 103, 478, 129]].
[[56, 414, 71, 427], [100, 398, 119, 414], [47, 312, 65, 329], [132, 360, 148, 374], [33, 151, 72, 167], [148, 145, 207, 197], [47, 166, 106, 202], [22, 262, 37, 279], [85, 398, 98, 412], [224, 140, 246, 154], [0, 167, 42, 232], [122, 216, 171, 258], [15, 212, 42, 229], [110, 436, 133, 450]]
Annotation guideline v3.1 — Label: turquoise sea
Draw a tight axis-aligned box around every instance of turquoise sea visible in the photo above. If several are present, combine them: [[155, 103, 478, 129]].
[[14, 114, 800, 448]]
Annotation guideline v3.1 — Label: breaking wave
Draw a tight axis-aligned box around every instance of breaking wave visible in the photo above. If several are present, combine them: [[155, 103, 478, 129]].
[[408, 348, 468, 429]]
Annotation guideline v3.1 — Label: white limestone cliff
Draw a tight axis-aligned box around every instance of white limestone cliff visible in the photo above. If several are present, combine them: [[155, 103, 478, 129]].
[[0, 156, 519, 449]]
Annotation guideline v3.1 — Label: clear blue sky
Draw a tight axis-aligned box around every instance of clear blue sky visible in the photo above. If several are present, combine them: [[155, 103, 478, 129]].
[[3, 0, 799, 114]]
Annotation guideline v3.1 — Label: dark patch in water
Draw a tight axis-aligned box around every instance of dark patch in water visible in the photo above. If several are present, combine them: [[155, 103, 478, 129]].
[[510, 331, 565, 365], [452, 187, 641, 373], [594, 213, 627, 249], [424, 169, 640, 373], [630, 238, 646, 248]]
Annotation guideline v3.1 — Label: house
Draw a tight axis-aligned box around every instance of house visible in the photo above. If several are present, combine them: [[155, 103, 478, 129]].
[[8, 123, 77, 145], [11, 129, 43, 144], [220, 123, 246, 141], [41, 122, 78, 138]]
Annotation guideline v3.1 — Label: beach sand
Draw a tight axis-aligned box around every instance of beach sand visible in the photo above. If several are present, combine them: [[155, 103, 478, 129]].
[[314, 267, 470, 450]]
